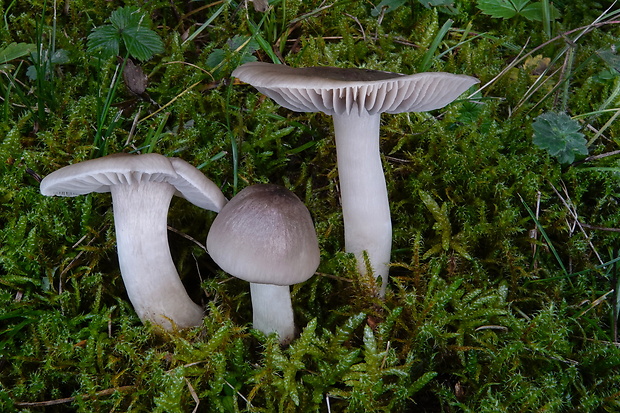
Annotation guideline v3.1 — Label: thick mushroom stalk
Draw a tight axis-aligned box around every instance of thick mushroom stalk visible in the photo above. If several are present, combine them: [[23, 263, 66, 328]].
[[250, 283, 295, 343], [232, 62, 479, 296], [333, 113, 391, 288], [40, 153, 227, 330], [111, 182, 204, 329], [206, 184, 320, 345]]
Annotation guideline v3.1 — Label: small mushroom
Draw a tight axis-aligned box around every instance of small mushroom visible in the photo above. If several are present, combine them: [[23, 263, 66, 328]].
[[232, 63, 479, 296], [40, 153, 227, 330], [206, 184, 320, 344]]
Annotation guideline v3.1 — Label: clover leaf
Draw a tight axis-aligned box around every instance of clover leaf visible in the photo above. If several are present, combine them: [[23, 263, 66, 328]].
[[532, 112, 588, 164]]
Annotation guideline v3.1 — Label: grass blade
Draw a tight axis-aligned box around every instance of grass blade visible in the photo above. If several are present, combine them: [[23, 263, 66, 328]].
[[519, 194, 569, 277], [418, 19, 453, 72]]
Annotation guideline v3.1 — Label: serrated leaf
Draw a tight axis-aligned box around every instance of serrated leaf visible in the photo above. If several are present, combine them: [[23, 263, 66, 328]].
[[477, 0, 559, 21], [87, 6, 163, 61], [110, 6, 145, 30], [51, 49, 70, 65], [25, 65, 37, 81], [122, 26, 164, 61], [532, 112, 588, 164], [87, 25, 121, 58], [240, 54, 257, 66], [477, 0, 529, 19], [206, 49, 226, 69], [228, 35, 259, 53]]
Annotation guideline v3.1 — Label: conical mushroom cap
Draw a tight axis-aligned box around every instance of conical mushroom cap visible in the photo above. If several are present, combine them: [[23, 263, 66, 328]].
[[206, 184, 320, 286], [40, 153, 227, 212], [232, 62, 480, 116]]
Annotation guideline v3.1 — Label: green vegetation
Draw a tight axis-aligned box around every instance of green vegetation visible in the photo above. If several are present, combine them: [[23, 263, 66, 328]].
[[1, 0, 620, 411], [532, 112, 588, 164]]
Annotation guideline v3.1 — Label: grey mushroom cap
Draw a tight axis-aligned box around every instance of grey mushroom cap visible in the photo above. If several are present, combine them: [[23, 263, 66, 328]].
[[40, 153, 227, 212], [206, 184, 320, 286], [231, 62, 480, 116]]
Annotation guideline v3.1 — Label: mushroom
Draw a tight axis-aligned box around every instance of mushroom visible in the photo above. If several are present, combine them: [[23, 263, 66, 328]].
[[40, 153, 227, 330], [232, 62, 479, 296], [206, 184, 320, 344]]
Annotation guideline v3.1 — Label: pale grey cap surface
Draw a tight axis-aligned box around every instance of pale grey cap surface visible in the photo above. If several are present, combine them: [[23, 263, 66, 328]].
[[232, 62, 480, 116], [206, 184, 320, 285], [40, 153, 227, 212]]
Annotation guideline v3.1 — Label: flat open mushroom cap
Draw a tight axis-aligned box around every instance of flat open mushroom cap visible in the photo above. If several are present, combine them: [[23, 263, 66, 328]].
[[206, 184, 320, 286], [232, 62, 480, 116], [40, 153, 227, 212]]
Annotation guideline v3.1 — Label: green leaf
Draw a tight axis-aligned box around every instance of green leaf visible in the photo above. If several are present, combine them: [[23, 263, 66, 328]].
[[206, 48, 226, 69], [598, 44, 620, 73], [87, 25, 121, 58], [371, 0, 407, 16], [50, 49, 70, 65], [122, 26, 164, 61], [0, 42, 36, 65], [26, 49, 71, 80], [519, 2, 560, 21], [87, 6, 163, 60], [419, 0, 455, 9], [457, 100, 484, 124], [228, 35, 259, 53], [110, 5, 145, 30], [477, 0, 559, 21], [476, 0, 530, 19], [206, 35, 259, 76], [532, 112, 588, 164]]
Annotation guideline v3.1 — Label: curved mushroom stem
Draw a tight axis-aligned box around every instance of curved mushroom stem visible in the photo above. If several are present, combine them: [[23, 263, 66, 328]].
[[332, 113, 391, 297], [249, 283, 295, 344], [111, 182, 204, 330]]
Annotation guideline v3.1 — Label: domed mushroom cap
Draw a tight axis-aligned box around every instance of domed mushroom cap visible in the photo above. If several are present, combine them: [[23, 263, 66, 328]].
[[232, 62, 480, 116], [206, 184, 320, 285], [40, 153, 227, 212]]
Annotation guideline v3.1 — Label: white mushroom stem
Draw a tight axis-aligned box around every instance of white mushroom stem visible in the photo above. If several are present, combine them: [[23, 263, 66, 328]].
[[333, 112, 391, 297], [111, 181, 204, 330], [249, 283, 295, 344]]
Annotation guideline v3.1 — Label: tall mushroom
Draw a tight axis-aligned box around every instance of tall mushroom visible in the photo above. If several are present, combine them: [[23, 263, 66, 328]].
[[206, 184, 320, 345], [232, 62, 479, 296], [40, 153, 227, 330]]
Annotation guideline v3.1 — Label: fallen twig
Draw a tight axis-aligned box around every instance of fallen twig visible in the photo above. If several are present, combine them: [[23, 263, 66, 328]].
[[14, 385, 134, 407]]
